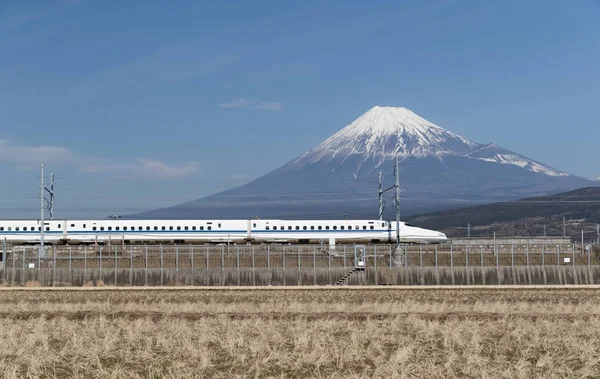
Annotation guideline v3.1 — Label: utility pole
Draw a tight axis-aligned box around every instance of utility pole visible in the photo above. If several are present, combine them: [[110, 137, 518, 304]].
[[597, 224, 599, 245], [378, 172, 384, 220], [394, 156, 400, 247], [563, 217, 566, 238], [468, 223, 471, 239], [544, 225, 547, 237], [40, 163, 45, 257]]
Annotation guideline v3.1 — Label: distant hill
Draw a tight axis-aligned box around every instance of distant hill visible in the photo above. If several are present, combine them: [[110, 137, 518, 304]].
[[407, 187, 600, 241], [133, 106, 592, 219]]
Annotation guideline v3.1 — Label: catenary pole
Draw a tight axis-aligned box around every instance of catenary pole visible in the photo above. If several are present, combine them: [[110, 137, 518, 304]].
[[395, 156, 400, 248], [378, 172, 384, 220], [40, 163, 45, 258]]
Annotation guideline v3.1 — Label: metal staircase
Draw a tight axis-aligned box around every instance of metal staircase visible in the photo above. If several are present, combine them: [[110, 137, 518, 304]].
[[335, 267, 365, 286]]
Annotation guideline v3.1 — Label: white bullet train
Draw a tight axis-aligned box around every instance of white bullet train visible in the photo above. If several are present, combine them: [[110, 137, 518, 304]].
[[0, 219, 447, 245]]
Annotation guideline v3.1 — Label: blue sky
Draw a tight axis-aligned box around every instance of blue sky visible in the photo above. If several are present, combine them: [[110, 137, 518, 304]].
[[1, 0, 599, 218]]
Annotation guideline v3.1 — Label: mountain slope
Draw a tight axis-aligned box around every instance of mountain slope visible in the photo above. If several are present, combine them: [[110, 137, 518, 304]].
[[133, 106, 592, 219], [406, 187, 600, 240]]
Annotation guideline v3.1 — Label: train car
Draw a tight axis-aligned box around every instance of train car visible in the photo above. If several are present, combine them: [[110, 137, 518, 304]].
[[0, 219, 447, 245]]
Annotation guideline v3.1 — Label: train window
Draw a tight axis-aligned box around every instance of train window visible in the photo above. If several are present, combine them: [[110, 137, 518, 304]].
[[273, 226, 277, 230], [192, 226, 196, 231], [177, 226, 181, 231], [200, 226, 204, 230], [71, 224, 75, 227], [286, 226, 290, 230], [382, 223, 385, 227], [333, 226, 337, 230], [138, 226, 143, 231], [296, 226, 300, 230], [370, 226, 374, 230], [154, 226, 158, 231], [93, 227, 97, 231], [184, 226, 188, 231], [218, 223, 221, 228], [280, 226, 284, 230], [253, 223, 256, 228], [207, 226, 212, 231], [161, 226, 166, 231], [340, 226, 344, 230], [123, 227, 127, 231], [116, 227, 121, 231], [83, 224, 86, 228], [326, 226, 330, 230], [8, 227, 12, 231], [169, 226, 174, 231], [303, 226, 307, 230], [58, 224, 61, 228], [108, 227, 112, 231], [15, 227, 19, 231], [362, 226, 366, 230], [355, 226, 359, 230], [348, 226, 351, 230], [46, 227, 50, 231], [310, 226, 314, 230], [131, 226, 135, 230], [101, 227, 105, 231], [265, 226, 269, 230], [0, 227, 3, 231], [318, 226, 322, 230]]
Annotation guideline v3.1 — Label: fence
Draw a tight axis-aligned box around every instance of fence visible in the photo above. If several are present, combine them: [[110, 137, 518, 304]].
[[1, 242, 600, 286]]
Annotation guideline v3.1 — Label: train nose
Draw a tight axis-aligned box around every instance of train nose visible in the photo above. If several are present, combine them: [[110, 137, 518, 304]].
[[437, 232, 447, 242]]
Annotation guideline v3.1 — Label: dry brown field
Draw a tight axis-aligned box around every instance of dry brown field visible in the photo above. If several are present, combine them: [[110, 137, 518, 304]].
[[0, 287, 599, 378]]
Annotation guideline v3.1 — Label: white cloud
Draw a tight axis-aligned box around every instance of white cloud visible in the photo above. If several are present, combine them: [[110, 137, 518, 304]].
[[0, 139, 72, 165], [79, 159, 200, 179], [255, 101, 282, 111], [218, 98, 282, 111], [218, 98, 254, 109], [0, 138, 200, 180]]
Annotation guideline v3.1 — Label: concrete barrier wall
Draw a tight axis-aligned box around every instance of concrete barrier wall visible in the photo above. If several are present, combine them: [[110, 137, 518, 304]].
[[1, 266, 598, 286]]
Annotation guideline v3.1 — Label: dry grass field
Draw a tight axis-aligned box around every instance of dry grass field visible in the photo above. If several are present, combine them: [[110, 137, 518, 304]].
[[0, 287, 599, 378]]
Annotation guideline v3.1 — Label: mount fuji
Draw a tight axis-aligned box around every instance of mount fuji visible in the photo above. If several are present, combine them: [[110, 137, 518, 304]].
[[135, 106, 592, 219]]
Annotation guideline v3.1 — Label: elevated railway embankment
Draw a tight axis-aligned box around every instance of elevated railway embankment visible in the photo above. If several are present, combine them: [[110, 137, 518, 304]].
[[1, 241, 599, 286]]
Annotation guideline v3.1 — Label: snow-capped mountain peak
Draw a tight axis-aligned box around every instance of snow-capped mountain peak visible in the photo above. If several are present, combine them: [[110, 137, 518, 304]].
[[292, 106, 569, 178], [294, 106, 478, 164]]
